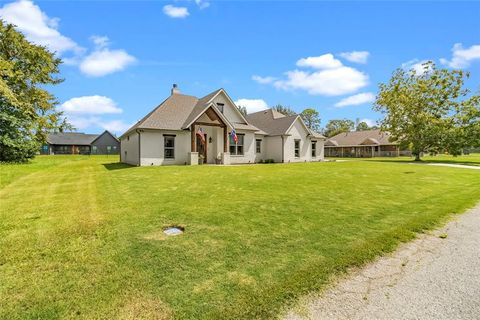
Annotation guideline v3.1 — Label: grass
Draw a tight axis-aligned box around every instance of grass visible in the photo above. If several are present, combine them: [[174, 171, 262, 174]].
[[1, 155, 480, 319], [327, 153, 480, 166]]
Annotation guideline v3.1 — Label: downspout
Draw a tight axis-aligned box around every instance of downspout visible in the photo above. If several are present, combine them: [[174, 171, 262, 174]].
[[136, 129, 141, 166], [281, 135, 285, 163]]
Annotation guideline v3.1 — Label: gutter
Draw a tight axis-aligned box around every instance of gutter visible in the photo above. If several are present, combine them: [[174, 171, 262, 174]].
[[136, 129, 141, 166]]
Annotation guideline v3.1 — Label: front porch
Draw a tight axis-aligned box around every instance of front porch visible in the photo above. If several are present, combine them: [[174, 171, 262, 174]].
[[187, 107, 231, 165]]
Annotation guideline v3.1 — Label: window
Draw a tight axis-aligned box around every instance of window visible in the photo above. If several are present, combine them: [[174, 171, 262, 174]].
[[229, 133, 244, 155], [107, 146, 112, 154], [311, 141, 317, 158], [41, 145, 49, 153], [112, 146, 117, 152], [164, 136, 175, 159], [294, 140, 300, 158], [127, 135, 130, 141], [256, 139, 262, 153], [92, 146, 98, 154], [216, 103, 224, 113]]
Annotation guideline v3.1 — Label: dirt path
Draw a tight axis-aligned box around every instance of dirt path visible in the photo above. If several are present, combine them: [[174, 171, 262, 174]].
[[285, 203, 480, 320]]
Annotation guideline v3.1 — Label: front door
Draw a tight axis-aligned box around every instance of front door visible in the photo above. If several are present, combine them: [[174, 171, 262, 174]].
[[196, 133, 207, 164]]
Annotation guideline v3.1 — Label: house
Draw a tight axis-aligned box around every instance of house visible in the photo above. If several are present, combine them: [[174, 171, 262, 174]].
[[40, 131, 120, 155], [324, 129, 411, 157], [119, 85, 325, 166]]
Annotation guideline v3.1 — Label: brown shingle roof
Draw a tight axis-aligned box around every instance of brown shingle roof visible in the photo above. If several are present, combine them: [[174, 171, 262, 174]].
[[120, 89, 261, 138], [326, 129, 395, 146], [246, 109, 299, 136]]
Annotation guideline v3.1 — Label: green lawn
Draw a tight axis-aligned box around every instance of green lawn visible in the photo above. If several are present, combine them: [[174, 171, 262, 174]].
[[1, 156, 479, 319], [328, 153, 480, 166]]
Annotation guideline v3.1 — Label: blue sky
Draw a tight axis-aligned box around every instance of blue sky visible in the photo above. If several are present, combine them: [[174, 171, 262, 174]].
[[1, 0, 479, 134]]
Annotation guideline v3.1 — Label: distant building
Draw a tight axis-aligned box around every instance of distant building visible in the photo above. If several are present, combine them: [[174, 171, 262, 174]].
[[40, 131, 119, 155], [324, 129, 411, 158]]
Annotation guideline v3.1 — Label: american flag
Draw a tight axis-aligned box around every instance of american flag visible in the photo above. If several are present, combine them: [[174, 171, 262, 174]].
[[230, 128, 238, 144], [196, 127, 206, 144]]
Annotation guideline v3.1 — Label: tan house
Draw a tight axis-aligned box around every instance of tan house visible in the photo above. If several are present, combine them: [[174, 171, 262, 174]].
[[324, 129, 411, 157], [119, 85, 325, 166]]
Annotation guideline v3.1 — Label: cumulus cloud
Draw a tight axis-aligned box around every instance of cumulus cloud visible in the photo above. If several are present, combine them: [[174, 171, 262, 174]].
[[334, 92, 375, 108], [79, 36, 136, 77], [0, 0, 82, 55], [252, 75, 276, 84], [440, 43, 480, 69], [195, 0, 210, 9], [60, 96, 122, 115], [339, 51, 370, 64], [255, 53, 369, 96], [296, 54, 342, 69], [234, 98, 269, 114], [401, 59, 433, 75], [163, 5, 189, 18], [360, 118, 376, 127], [66, 116, 131, 133], [274, 66, 369, 96]]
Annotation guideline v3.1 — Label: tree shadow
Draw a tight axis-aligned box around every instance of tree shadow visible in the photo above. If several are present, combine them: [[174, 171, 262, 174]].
[[103, 162, 135, 170], [366, 159, 480, 167]]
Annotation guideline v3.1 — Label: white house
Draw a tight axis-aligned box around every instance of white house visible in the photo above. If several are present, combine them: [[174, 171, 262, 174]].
[[119, 85, 325, 166]]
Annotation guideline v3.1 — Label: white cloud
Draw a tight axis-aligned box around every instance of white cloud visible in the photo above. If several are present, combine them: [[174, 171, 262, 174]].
[[401, 59, 432, 75], [195, 0, 210, 9], [360, 118, 376, 127], [296, 54, 342, 69], [334, 92, 375, 108], [252, 75, 276, 84], [0, 0, 82, 55], [60, 96, 122, 115], [234, 98, 269, 114], [96, 119, 132, 133], [66, 116, 131, 133], [79, 36, 136, 77], [339, 51, 370, 64], [163, 5, 189, 18], [274, 66, 369, 96], [440, 43, 480, 69]]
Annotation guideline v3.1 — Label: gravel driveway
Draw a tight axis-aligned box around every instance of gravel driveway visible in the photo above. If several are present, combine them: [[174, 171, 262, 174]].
[[285, 203, 480, 320]]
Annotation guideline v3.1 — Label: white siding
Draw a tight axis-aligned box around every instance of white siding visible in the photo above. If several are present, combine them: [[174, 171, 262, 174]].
[[120, 131, 139, 165], [229, 131, 256, 164], [140, 130, 190, 166], [264, 136, 283, 163], [254, 135, 267, 163], [212, 92, 245, 123]]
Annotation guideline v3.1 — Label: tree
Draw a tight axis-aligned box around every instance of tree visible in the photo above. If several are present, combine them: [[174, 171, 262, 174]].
[[0, 21, 70, 162], [356, 121, 370, 131], [324, 119, 355, 137], [236, 105, 247, 117], [374, 61, 480, 160], [300, 108, 321, 132], [272, 104, 296, 116]]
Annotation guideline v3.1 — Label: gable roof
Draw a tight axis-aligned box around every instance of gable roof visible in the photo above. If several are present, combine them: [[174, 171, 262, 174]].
[[90, 130, 119, 144], [326, 129, 394, 147], [47, 132, 99, 145], [246, 109, 325, 139], [120, 88, 260, 139]]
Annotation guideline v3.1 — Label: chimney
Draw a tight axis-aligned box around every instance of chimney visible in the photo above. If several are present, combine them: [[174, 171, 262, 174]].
[[171, 83, 180, 95]]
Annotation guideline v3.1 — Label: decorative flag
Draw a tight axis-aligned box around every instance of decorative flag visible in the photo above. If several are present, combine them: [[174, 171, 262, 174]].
[[230, 128, 238, 144], [196, 127, 206, 144]]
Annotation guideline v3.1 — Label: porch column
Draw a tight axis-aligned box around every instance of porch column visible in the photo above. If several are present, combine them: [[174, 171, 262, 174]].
[[191, 124, 196, 152], [223, 126, 228, 152], [372, 146, 375, 158]]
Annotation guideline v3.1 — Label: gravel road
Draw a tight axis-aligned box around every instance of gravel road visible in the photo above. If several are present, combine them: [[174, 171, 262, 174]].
[[285, 203, 480, 320]]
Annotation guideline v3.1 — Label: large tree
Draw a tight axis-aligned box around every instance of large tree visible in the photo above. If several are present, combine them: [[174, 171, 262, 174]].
[[272, 104, 296, 116], [324, 119, 355, 137], [300, 108, 321, 132], [374, 61, 480, 160], [0, 21, 69, 162]]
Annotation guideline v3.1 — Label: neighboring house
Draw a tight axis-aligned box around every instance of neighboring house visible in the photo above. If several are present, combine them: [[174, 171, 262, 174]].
[[324, 129, 411, 157], [40, 131, 119, 155], [119, 85, 325, 166]]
